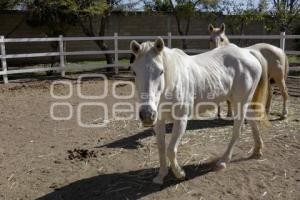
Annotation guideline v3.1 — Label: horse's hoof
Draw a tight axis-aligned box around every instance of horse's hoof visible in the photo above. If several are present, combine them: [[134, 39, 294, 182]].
[[281, 113, 288, 119], [250, 151, 263, 159], [214, 161, 227, 171], [153, 175, 164, 185], [173, 169, 186, 180]]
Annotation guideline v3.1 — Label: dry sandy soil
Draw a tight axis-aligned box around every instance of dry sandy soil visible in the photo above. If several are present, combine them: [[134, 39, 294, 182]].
[[0, 76, 299, 200]]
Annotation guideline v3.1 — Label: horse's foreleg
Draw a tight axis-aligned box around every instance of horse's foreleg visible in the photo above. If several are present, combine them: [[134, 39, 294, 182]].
[[167, 117, 188, 180], [153, 120, 168, 184], [227, 100, 233, 117], [278, 79, 288, 118], [216, 104, 246, 170], [266, 82, 272, 114], [217, 105, 221, 118]]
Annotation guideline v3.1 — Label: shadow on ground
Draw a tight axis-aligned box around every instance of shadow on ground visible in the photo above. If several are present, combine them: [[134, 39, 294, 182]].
[[37, 155, 253, 200], [36, 160, 218, 200], [98, 119, 233, 149]]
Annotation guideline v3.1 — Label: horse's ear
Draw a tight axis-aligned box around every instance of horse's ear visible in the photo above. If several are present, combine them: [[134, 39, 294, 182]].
[[154, 37, 165, 53], [220, 23, 225, 33], [208, 24, 214, 33], [130, 40, 141, 55]]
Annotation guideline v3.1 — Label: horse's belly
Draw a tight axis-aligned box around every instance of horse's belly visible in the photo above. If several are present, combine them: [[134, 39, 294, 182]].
[[194, 86, 231, 103]]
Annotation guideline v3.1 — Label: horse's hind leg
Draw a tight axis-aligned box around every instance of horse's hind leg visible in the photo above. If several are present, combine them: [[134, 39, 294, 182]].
[[266, 81, 272, 114], [247, 119, 264, 158], [277, 78, 288, 118], [153, 120, 168, 184], [216, 103, 246, 170], [167, 117, 188, 180]]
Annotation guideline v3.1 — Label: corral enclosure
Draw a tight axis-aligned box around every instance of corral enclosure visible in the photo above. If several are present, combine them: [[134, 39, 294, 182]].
[[0, 77, 299, 199], [1, 8, 300, 200]]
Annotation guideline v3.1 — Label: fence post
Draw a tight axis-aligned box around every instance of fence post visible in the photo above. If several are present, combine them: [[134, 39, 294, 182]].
[[59, 35, 65, 77], [280, 32, 286, 51], [114, 32, 119, 74], [0, 36, 8, 84], [168, 32, 172, 48]]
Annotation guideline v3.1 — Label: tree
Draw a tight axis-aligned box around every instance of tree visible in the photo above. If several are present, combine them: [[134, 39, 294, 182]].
[[26, 0, 139, 67], [25, 0, 76, 74], [25, 0, 115, 66], [216, 0, 264, 35], [1, 0, 30, 37], [0, 0, 23, 10], [267, 0, 300, 32], [144, 0, 219, 49]]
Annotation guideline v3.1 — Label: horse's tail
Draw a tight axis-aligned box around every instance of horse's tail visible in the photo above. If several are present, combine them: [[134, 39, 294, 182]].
[[284, 53, 289, 80], [249, 50, 270, 127]]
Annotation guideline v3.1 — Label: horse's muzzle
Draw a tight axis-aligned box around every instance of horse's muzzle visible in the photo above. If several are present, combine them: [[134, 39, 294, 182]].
[[139, 105, 157, 127]]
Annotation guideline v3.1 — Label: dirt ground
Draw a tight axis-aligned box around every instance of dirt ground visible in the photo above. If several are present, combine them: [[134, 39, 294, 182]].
[[0, 76, 299, 200]]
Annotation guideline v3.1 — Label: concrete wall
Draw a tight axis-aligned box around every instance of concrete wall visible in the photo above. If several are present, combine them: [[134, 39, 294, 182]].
[[0, 11, 297, 66]]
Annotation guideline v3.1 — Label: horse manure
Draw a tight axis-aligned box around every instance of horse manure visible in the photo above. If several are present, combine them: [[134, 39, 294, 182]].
[[66, 148, 97, 161]]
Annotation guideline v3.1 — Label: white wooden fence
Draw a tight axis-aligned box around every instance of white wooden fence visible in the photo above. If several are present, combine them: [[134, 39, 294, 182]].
[[1, 32, 300, 84]]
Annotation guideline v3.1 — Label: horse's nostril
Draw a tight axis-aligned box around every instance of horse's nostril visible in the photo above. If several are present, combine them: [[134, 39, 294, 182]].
[[139, 111, 144, 121]]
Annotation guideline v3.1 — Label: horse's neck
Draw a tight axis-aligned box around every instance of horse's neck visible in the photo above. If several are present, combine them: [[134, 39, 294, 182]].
[[162, 48, 181, 88], [162, 48, 211, 92], [223, 35, 230, 46]]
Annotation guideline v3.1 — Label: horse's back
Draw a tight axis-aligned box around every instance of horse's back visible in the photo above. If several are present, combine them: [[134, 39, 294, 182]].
[[247, 43, 287, 79], [192, 44, 262, 102], [193, 44, 262, 72]]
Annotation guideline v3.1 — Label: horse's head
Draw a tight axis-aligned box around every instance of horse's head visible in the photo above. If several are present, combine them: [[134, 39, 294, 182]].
[[130, 37, 165, 127], [208, 23, 228, 49]]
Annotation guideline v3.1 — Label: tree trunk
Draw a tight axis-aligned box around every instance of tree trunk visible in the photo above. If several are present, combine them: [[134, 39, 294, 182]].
[[98, 15, 114, 72], [174, 15, 188, 49], [47, 41, 59, 76], [5, 14, 27, 37], [79, 14, 114, 72]]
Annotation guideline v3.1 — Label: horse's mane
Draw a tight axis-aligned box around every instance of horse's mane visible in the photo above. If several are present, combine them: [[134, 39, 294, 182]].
[[137, 41, 227, 98]]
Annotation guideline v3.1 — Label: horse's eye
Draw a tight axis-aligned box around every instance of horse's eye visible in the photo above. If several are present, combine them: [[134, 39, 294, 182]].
[[160, 70, 164, 76], [209, 38, 213, 42], [220, 38, 224, 42]]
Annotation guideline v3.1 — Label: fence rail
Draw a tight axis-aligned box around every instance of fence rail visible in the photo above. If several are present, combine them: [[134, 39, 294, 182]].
[[1, 32, 300, 84]]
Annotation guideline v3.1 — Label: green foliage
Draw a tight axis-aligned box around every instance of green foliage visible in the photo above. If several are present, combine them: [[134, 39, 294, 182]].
[[175, 1, 195, 19], [215, 0, 264, 34], [214, 0, 299, 34], [267, 0, 300, 32], [0, 0, 31, 10], [0, 0, 20, 10], [67, 0, 108, 15], [27, 0, 73, 35], [25, 0, 111, 36], [144, 0, 172, 12]]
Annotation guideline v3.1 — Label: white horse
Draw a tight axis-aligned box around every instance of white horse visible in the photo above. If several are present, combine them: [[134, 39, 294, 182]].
[[209, 23, 289, 118], [130, 37, 269, 184]]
